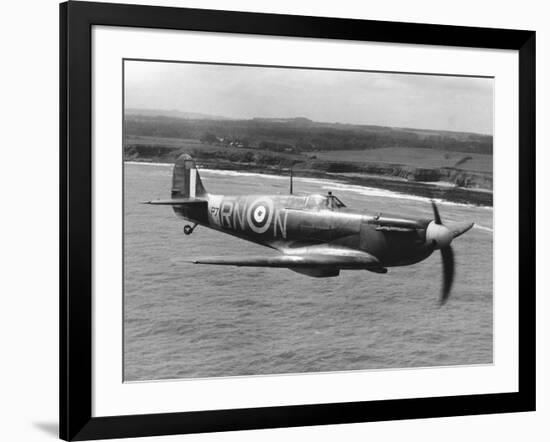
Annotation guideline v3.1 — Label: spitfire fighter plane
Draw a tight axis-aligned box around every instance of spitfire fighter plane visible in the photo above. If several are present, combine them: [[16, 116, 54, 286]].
[[145, 153, 474, 304]]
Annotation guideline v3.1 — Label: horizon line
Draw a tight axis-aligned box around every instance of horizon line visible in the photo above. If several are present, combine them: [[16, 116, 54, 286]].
[[125, 107, 494, 137]]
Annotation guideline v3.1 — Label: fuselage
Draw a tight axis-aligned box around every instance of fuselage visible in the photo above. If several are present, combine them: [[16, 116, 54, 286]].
[[174, 193, 434, 267]]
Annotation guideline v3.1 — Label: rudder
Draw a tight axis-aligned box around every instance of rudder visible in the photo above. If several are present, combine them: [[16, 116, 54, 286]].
[[171, 154, 207, 198]]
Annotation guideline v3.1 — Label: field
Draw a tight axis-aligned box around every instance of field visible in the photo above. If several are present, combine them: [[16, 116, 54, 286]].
[[124, 134, 493, 204], [315, 147, 493, 173], [124, 135, 204, 149], [124, 136, 492, 173], [124, 135, 304, 161]]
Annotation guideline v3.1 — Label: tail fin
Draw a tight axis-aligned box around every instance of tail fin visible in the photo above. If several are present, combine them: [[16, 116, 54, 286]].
[[171, 154, 207, 198]]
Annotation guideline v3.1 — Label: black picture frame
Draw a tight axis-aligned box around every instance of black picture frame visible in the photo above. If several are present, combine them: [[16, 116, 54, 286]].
[[60, 1, 536, 440]]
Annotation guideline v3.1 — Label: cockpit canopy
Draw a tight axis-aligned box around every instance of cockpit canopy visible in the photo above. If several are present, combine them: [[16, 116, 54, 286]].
[[287, 193, 346, 211]]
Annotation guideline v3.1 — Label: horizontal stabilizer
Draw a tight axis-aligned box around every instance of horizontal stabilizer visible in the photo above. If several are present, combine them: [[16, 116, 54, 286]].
[[142, 197, 207, 206]]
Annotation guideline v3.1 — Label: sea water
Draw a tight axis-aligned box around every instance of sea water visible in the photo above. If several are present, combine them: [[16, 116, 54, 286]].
[[123, 162, 493, 381]]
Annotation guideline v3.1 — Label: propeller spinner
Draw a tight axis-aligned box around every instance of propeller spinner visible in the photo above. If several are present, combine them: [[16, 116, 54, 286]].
[[425, 201, 473, 305]]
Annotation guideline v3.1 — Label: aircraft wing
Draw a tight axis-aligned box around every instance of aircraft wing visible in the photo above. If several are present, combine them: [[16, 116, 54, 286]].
[[192, 247, 383, 271]]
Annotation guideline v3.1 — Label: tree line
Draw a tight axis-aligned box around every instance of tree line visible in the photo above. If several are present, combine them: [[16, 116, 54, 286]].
[[125, 115, 493, 154]]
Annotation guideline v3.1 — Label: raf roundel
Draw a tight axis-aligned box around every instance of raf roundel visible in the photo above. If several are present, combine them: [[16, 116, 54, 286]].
[[247, 198, 274, 234], [253, 205, 267, 223]]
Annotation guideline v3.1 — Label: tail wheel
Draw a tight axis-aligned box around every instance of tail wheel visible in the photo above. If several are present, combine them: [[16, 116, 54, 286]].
[[183, 224, 197, 235]]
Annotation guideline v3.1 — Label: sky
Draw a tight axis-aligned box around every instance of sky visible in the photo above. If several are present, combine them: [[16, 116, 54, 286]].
[[124, 60, 494, 135]]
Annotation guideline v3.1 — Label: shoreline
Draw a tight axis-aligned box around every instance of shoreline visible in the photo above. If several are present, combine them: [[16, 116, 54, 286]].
[[126, 158, 493, 207]]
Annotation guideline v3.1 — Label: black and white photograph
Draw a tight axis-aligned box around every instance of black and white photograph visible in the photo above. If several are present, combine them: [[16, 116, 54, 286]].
[[2, 0, 544, 439], [123, 59, 494, 382]]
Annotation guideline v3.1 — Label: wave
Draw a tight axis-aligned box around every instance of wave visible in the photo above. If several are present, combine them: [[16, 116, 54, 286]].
[[474, 224, 493, 233], [316, 181, 491, 210], [125, 161, 492, 210], [202, 170, 492, 209], [126, 161, 172, 168]]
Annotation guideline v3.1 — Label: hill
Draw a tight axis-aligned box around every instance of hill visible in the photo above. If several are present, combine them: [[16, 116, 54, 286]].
[[125, 108, 229, 120], [123, 114, 493, 205], [124, 114, 492, 155]]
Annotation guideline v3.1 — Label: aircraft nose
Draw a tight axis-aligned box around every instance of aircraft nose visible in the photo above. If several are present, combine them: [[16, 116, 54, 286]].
[[426, 221, 453, 249], [425, 220, 474, 249]]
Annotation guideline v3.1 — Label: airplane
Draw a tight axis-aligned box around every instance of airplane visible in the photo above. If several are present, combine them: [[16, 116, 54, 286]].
[[144, 153, 474, 304]]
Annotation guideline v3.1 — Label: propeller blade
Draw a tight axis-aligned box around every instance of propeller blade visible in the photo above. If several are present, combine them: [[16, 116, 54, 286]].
[[431, 200, 442, 225], [440, 246, 455, 305]]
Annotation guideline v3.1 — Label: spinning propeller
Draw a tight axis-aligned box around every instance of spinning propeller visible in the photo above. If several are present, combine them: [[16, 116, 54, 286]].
[[425, 201, 474, 305]]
